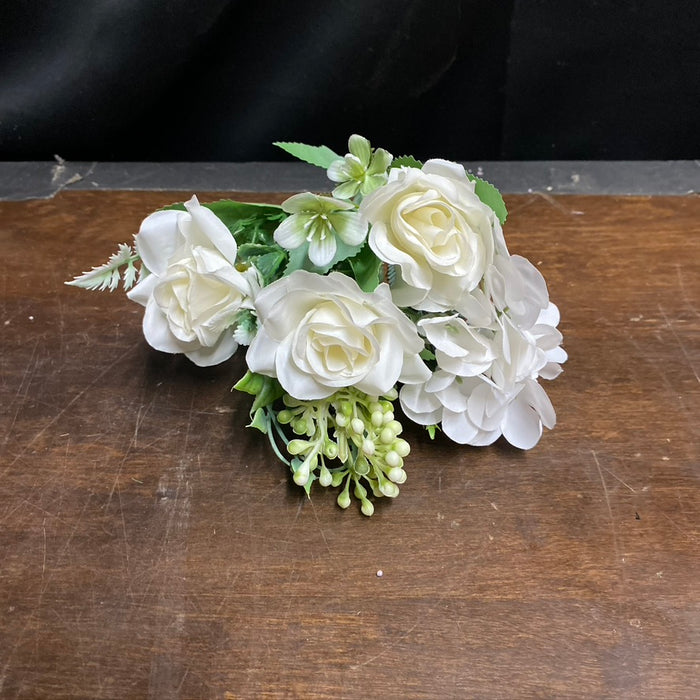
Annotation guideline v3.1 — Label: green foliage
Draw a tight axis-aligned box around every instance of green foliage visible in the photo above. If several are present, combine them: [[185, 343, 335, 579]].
[[426, 424, 441, 440], [164, 199, 289, 284], [391, 155, 423, 169], [233, 371, 285, 413], [347, 242, 383, 292], [467, 175, 508, 225], [273, 141, 341, 169], [164, 200, 286, 246]]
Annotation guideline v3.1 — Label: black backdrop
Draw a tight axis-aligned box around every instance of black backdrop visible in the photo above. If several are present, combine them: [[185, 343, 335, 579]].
[[1, 0, 698, 162]]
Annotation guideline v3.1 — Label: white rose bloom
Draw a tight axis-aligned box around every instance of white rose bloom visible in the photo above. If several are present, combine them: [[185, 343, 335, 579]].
[[360, 159, 506, 312], [400, 303, 565, 449], [246, 270, 431, 401], [127, 195, 256, 367]]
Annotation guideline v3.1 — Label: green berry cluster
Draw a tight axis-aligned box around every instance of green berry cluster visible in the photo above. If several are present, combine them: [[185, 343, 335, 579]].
[[277, 387, 410, 516]]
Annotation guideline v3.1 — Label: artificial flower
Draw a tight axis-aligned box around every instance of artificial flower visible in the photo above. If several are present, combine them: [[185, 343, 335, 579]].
[[361, 159, 506, 312], [246, 270, 430, 400], [127, 195, 256, 366], [418, 314, 497, 377], [273, 192, 367, 267], [327, 134, 393, 199], [486, 253, 549, 330], [68, 133, 565, 515], [400, 303, 564, 449]]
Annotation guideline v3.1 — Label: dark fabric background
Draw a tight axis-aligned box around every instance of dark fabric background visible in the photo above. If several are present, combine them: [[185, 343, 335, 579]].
[[1, 0, 698, 161]]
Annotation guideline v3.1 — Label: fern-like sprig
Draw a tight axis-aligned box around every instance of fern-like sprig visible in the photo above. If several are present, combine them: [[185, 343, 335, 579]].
[[66, 243, 140, 292]]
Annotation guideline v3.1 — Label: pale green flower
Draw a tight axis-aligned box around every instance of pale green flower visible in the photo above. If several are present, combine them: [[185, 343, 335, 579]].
[[273, 192, 368, 267], [327, 134, 393, 200]]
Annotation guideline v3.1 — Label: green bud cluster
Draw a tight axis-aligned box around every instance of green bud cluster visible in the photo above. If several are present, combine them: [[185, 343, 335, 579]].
[[277, 386, 410, 516]]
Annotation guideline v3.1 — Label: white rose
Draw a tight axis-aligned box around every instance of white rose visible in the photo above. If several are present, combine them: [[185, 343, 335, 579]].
[[127, 195, 255, 367], [360, 159, 506, 312], [246, 270, 431, 400]]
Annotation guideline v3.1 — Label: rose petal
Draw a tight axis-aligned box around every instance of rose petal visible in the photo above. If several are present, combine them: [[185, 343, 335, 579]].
[[134, 210, 182, 276]]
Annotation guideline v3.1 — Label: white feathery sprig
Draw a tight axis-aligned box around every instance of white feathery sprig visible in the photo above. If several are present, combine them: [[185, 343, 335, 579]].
[[66, 243, 140, 292]]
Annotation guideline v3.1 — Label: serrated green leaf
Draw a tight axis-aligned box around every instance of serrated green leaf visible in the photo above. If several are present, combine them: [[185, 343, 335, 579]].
[[467, 175, 508, 225], [252, 249, 288, 285], [391, 155, 423, 169], [273, 141, 341, 169]]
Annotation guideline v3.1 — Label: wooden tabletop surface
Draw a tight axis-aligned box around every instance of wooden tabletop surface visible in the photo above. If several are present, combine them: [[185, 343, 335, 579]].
[[1, 190, 698, 698]]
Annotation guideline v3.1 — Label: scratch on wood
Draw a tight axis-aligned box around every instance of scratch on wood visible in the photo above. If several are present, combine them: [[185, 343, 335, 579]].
[[591, 450, 624, 571], [350, 621, 419, 669], [5, 343, 140, 474], [599, 465, 637, 493], [675, 264, 700, 319], [658, 304, 700, 385], [534, 191, 584, 217]]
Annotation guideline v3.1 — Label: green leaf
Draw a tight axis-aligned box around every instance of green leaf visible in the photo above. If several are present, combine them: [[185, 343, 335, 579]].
[[273, 141, 341, 169], [163, 200, 286, 246], [234, 371, 285, 413], [347, 242, 383, 292], [419, 347, 436, 362], [252, 249, 288, 285], [467, 175, 508, 225], [391, 155, 423, 169], [248, 407, 269, 434], [426, 424, 440, 440]]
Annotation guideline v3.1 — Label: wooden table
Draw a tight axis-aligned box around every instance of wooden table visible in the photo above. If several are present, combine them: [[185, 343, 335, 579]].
[[2, 189, 698, 698]]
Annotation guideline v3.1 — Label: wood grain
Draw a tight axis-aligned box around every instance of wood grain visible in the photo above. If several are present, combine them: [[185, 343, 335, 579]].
[[1, 191, 698, 698]]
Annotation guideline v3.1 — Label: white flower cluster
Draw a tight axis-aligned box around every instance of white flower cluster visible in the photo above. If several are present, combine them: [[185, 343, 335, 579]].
[[68, 134, 566, 514], [358, 158, 567, 449]]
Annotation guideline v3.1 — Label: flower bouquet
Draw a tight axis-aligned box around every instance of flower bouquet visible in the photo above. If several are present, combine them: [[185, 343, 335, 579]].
[[68, 135, 566, 515]]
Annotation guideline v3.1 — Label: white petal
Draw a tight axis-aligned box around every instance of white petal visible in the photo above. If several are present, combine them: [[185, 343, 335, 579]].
[[245, 328, 280, 376], [308, 234, 337, 267], [126, 272, 159, 307], [332, 212, 368, 247], [273, 216, 307, 250], [134, 210, 182, 276], [184, 196, 238, 266], [421, 158, 470, 183], [502, 397, 543, 450], [185, 332, 238, 367], [398, 351, 432, 385], [441, 408, 486, 445], [141, 298, 190, 354], [399, 384, 442, 424]]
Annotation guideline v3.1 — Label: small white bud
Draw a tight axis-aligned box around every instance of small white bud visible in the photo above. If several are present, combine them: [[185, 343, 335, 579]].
[[380, 427, 394, 444], [387, 467, 407, 484], [385, 450, 401, 468], [393, 439, 410, 457]]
